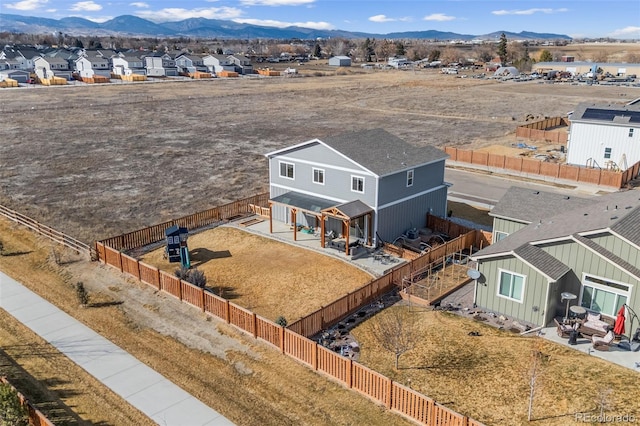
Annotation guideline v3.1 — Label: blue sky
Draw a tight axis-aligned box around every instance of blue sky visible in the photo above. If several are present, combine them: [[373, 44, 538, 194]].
[[3, 0, 639, 39]]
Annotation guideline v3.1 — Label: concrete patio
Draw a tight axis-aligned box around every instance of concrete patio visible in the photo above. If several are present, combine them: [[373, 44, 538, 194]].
[[227, 216, 406, 277]]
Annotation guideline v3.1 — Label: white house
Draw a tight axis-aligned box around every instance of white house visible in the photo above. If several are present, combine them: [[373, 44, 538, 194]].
[[202, 54, 235, 74], [112, 55, 146, 76], [567, 100, 640, 171]]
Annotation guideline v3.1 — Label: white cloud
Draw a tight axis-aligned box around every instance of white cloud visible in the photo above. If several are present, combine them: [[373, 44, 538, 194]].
[[608, 26, 640, 39], [492, 8, 568, 16], [136, 7, 244, 22], [368, 14, 410, 23], [129, 2, 149, 8], [5, 0, 48, 11], [423, 13, 455, 22], [233, 18, 333, 30], [240, 0, 314, 6], [70, 1, 103, 12]]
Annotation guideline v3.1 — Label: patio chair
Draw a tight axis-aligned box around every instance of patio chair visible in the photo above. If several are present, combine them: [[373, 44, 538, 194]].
[[592, 330, 615, 351]]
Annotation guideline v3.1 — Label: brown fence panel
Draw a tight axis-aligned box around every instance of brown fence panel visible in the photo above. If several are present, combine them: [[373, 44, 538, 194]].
[[433, 404, 467, 426], [539, 161, 560, 179], [139, 262, 160, 288], [577, 167, 603, 185], [317, 345, 350, 385], [160, 270, 181, 299], [444, 146, 457, 160], [515, 127, 531, 139], [181, 281, 203, 310], [203, 291, 228, 320], [392, 382, 433, 425], [558, 164, 580, 181], [288, 310, 323, 337], [351, 362, 390, 406], [504, 156, 523, 172], [521, 157, 541, 174], [121, 253, 140, 279], [470, 151, 488, 166], [599, 170, 623, 188], [456, 149, 472, 163], [322, 295, 350, 326], [229, 303, 255, 335], [95, 241, 106, 262], [487, 153, 506, 169], [284, 329, 316, 367], [256, 316, 282, 348], [104, 246, 122, 271]]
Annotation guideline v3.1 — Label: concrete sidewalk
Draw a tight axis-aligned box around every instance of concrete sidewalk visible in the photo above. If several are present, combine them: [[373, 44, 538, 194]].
[[0, 271, 234, 426]]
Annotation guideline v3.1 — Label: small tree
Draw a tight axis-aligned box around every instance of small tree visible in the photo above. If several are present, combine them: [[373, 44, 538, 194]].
[[594, 387, 614, 421], [497, 33, 508, 65], [370, 307, 419, 369], [0, 383, 29, 426], [275, 316, 287, 327], [75, 282, 89, 306], [538, 49, 553, 63]]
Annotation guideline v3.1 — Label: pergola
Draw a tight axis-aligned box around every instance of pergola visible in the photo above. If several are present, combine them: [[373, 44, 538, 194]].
[[268, 192, 373, 255]]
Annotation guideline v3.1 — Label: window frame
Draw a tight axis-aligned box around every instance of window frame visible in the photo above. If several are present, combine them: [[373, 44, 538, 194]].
[[351, 175, 365, 193], [312, 167, 325, 185], [496, 269, 525, 303], [604, 147, 612, 159], [629, 128, 634, 138], [580, 274, 630, 318], [406, 169, 414, 187], [493, 231, 508, 242], [279, 161, 295, 180]]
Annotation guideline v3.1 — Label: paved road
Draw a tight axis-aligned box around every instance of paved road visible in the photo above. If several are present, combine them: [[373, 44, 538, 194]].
[[0, 271, 234, 426], [444, 167, 596, 209]]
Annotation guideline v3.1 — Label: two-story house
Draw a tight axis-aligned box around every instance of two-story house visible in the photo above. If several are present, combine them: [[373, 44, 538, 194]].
[[112, 55, 146, 76], [471, 188, 640, 331], [202, 54, 235, 75], [567, 100, 640, 170], [227, 54, 253, 75], [144, 53, 178, 77], [265, 128, 449, 251], [33, 56, 72, 81], [175, 54, 207, 75], [74, 55, 111, 79]]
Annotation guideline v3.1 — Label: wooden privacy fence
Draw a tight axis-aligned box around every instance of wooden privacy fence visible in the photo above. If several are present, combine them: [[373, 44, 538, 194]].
[[445, 147, 640, 189], [97, 231, 483, 425], [0, 203, 90, 255], [1, 376, 55, 426], [515, 116, 569, 144], [98, 192, 270, 252], [427, 215, 492, 247]]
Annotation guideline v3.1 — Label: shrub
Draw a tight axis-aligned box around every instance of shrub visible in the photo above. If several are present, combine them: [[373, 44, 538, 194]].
[[0, 383, 28, 426], [275, 316, 288, 327], [75, 282, 89, 306], [175, 267, 207, 288], [174, 266, 190, 281]]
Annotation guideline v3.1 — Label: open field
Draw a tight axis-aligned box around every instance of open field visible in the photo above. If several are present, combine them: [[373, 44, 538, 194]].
[[139, 226, 372, 322], [1, 70, 640, 243], [353, 305, 640, 426], [0, 217, 414, 426]]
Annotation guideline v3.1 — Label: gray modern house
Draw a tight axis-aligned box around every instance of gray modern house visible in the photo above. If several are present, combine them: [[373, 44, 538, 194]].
[[472, 188, 640, 330], [265, 129, 449, 250]]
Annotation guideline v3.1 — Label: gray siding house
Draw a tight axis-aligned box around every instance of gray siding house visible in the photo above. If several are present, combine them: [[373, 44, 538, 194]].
[[265, 129, 448, 250], [472, 188, 640, 331]]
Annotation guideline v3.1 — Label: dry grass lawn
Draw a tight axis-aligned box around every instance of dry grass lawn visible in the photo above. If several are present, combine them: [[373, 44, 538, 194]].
[[353, 305, 640, 426], [139, 226, 373, 322]]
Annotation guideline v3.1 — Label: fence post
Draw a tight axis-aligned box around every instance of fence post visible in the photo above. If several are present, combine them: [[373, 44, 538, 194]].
[[118, 251, 123, 273], [347, 359, 353, 388], [201, 288, 205, 312], [280, 326, 285, 354], [252, 313, 257, 338], [178, 279, 183, 301], [386, 377, 393, 409], [312, 343, 318, 370], [225, 300, 230, 323], [156, 268, 161, 291]]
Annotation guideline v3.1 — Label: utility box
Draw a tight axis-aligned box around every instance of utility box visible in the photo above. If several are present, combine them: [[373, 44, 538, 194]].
[[165, 225, 188, 263]]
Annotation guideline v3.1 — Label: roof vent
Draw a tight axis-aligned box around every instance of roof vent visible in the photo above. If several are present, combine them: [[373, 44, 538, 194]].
[[626, 206, 632, 209], [584, 213, 588, 216], [533, 191, 539, 195], [611, 216, 618, 220], [565, 196, 570, 200]]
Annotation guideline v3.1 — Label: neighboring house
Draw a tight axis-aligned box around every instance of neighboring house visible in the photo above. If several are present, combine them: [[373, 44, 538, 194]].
[[0, 58, 21, 70], [144, 53, 178, 77], [227, 54, 253, 75], [567, 100, 640, 170], [533, 61, 640, 78], [74, 55, 110, 78], [265, 128, 449, 248], [33, 56, 72, 80], [202, 54, 235, 74], [471, 188, 640, 330], [328, 56, 351, 67], [0, 69, 30, 83], [490, 186, 591, 243], [388, 57, 410, 69], [112, 55, 146, 76], [175, 54, 207, 74]]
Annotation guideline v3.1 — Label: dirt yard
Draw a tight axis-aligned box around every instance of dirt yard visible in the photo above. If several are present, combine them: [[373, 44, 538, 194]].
[[353, 305, 640, 426], [139, 226, 372, 322], [0, 217, 413, 426], [1, 70, 639, 243]]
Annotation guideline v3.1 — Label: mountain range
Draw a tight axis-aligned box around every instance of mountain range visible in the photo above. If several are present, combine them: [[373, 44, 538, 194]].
[[0, 13, 572, 41]]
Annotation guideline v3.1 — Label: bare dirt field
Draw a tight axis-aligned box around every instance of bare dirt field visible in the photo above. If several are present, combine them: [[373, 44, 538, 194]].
[[140, 226, 372, 322], [1, 70, 639, 243]]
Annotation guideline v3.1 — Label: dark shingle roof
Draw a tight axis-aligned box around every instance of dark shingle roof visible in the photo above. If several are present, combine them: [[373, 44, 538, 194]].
[[571, 102, 640, 124], [320, 128, 448, 176], [610, 204, 640, 247], [271, 191, 335, 213], [513, 244, 570, 281], [333, 200, 373, 218], [490, 186, 591, 224], [474, 190, 640, 258]]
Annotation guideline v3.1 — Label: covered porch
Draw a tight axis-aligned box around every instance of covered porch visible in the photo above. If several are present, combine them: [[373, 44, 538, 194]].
[[268, 191, 374, 256]]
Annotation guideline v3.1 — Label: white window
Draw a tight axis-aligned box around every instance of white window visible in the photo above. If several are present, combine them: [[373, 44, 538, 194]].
[[581, 275, 629, 317], [494, 231, 508, 242], [279, 161, 294, 179], [629, 128, 634, 138], [351, 176, 364, 193], [312, 168, 324, 185], [406, 169, 414, 187], [604, 147, 612, 159], [497, 270, 525, 302]]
